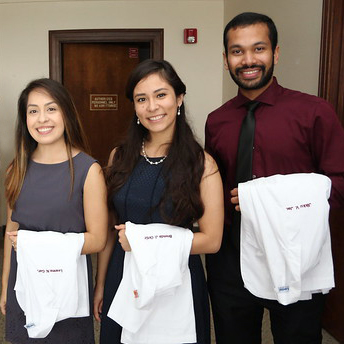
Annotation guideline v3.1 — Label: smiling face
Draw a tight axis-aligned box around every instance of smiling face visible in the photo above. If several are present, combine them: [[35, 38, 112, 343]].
[[133, 72, 183, 139], [26, 88, 66, 148], [224, 23, 279, 99]]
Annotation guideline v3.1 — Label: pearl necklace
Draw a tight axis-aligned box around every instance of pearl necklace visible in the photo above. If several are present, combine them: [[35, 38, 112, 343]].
[[141, 140, 167, 165]]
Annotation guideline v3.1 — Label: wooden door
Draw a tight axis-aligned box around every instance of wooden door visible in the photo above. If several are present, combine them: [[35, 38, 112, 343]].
[[49, 29, 164, 166], [63, 43, 141, 166]]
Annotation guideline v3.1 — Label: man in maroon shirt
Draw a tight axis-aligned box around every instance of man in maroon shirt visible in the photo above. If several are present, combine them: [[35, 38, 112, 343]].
[[205, 12, 344, 344]]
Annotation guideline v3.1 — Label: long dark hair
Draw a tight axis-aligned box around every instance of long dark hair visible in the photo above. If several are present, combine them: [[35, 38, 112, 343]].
[[5, 78, 89, 208], [106, 59, 205, 226]]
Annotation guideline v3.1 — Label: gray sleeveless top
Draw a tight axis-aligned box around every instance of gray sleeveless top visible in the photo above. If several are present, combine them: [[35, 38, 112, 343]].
[[6, 152, 96, 344], [12, 151, 95, 232]]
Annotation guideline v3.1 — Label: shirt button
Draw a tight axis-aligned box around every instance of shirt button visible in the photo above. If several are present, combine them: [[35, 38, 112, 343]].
[[252, 174, 257, 179]]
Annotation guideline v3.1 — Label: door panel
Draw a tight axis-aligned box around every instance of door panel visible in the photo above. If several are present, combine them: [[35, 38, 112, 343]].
[[63, 43, 141, 166]]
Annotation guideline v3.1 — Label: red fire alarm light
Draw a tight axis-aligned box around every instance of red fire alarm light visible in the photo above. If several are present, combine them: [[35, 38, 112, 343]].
[[184, 28, 197, 44]]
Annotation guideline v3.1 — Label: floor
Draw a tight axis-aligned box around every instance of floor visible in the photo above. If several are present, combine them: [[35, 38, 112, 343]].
[[0, 236, 340, 344]]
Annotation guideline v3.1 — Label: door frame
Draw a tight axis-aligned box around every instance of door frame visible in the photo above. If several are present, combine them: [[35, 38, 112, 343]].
[[318, 1, 344, 342], [318, 0, 344, 125], [49, 28, 164, 82]]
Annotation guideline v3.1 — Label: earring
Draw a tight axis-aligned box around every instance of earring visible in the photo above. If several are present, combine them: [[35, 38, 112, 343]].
[[137, 117, 140, 125], [177, 106, 181, 116]]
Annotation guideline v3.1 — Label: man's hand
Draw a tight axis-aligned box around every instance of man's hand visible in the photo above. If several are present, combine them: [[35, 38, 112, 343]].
[[230, 188, 240, 211]]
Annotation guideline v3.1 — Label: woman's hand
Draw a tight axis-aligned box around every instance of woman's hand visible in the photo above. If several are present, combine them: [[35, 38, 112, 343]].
[[7, 231, 18, 251], [115, 224, 131, 251], [93, 283, 104, 322]]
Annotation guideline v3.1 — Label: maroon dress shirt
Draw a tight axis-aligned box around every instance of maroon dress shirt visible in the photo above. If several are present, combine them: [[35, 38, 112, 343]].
[[205, 77, 344, 228]]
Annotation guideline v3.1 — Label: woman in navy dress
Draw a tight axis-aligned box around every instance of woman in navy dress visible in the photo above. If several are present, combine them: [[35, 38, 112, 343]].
[[94, 60, 224, 344], [1, 78, 108, 343]]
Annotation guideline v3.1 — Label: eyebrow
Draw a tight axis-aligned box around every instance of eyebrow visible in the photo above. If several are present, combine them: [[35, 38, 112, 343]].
[[134, 87, 169, 98], [228, 41, 268, 49], [27, 101, 57, 107]]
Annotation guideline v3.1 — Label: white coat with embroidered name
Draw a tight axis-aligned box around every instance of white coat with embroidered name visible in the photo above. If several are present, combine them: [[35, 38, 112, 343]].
[[108, 221, 196, 344], [15, 230, 89, 338], [238, 173, 334, 305]]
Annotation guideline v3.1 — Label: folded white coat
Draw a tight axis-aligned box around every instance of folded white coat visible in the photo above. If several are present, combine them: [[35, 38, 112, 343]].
[[239, 173, 334, 305], [15, 230, 89, 338], [108, 221, 196, 344]]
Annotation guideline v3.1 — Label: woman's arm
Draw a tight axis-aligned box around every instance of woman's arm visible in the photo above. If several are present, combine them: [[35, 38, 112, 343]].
[[1, 205, 19, 315], [93, 148, 118, 321], [82, 162, 108, 255], [190, 152, 224, 254], [93, 225, 116, 322]]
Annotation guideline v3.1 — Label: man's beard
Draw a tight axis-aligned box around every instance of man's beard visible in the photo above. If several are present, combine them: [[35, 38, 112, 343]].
[[229, 60, 274, 90]]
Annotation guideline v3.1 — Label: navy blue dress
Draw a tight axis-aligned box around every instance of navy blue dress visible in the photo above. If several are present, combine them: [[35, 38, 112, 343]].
[[100, 156, 210, 344]]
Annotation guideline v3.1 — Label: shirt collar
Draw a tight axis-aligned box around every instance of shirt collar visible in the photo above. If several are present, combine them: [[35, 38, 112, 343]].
[[232, 77, 280, 109]]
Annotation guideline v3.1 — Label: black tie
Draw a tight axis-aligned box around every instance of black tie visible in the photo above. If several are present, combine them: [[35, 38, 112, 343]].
[[236, 101, 260, 184], [231, 101, 260, 253]]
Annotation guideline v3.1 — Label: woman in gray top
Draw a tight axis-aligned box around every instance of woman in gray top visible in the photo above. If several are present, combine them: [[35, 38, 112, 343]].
[[1, 78, 108, 344]]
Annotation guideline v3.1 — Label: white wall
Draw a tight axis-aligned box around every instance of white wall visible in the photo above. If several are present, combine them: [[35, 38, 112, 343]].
[[223, 0, 323, 102], [0, 0, 224, 225]]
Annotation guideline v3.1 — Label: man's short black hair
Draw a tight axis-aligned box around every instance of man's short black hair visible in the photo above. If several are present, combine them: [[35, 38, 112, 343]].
[[223, 12, 278, 56]]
